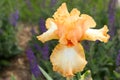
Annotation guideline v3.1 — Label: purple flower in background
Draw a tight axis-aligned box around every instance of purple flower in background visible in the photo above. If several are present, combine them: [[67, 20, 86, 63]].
[[9, 10, 19, 27], [116, 51, 120, 66], [41, 43, 49, 60], [39, 18, 49, 60], [50, 0, 57, 7], [39, 18, 46, 34], [34, 43, 49, 60], [108, 0, 116, 38], [34, 44, 42, 52], [95, 40, 101, 44], [26, 48, 41, 78], [83, 41, 90, 51]]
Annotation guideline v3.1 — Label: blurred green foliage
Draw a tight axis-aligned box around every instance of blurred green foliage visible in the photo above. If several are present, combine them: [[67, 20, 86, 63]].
[[0, 0, 120, 80], [0, 0, 21, 69]]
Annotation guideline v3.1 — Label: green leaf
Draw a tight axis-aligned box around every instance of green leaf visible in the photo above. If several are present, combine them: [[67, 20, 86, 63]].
[[32, 75, 37, 80], [79, 70, 93, 80], [76, 72, 81, 79], [113, 71, 120, 78], [38, 66, 53, 80], [10, 74, 16, 80]]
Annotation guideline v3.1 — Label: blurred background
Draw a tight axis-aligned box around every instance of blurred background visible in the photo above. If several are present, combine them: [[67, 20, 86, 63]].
[[0, 0, 120, 80]]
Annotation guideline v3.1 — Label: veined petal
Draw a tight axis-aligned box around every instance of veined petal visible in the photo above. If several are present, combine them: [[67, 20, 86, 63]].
[[82, 25, 110, 43], [50, 43, 87, 77], [37, 21, 58, 43]]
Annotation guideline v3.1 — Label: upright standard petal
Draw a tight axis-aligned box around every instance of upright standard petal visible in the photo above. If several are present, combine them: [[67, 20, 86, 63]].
[[53, 3, 69, 24], [50, 43, 87, 77], [70, 8, 80, 21], [82, 25, 110, 43], [37, 21, 58, 43], [80, 14, 96, 29]]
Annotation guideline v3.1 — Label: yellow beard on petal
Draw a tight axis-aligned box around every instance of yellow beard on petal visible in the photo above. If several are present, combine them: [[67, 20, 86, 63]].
[[50, 43, 87, 77]]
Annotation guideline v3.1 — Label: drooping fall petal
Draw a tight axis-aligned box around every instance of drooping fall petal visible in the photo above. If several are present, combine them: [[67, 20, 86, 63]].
[[50, 43, 87, 77], [37, 21, 58, 43], [82, 25, 110, 43], [46, 18, 55, 29]]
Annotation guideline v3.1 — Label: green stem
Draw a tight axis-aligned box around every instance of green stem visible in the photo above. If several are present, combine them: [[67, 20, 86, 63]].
[[77, 72, 81, 79], [66, 77, 70, 80]]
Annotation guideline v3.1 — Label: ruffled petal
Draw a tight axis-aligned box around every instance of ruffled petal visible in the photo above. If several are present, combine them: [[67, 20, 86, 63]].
[[82, 25, 110, 43], [69, 8, 80, 21], [80, 14, 96, 28], [37, 21, 58, 43], [53, 3, 69, 23], [46, 18, 55, 29], [50, 43, 87, 77], [70, 8, 80, 17]]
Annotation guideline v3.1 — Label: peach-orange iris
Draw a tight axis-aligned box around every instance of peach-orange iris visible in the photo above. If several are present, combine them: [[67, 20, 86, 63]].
[[37, 3, 110, 78]]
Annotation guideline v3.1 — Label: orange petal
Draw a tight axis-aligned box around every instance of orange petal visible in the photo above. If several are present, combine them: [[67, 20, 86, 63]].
[[50, 43, 87, 77], [70, 8, 80, 17], [80, 14, 96, 28], [46, 18, 55, 29], [37, 21, 58, 43], [53, 3, 69, 23], [82, 25, 110, 43], [69, 8, 80, 21]]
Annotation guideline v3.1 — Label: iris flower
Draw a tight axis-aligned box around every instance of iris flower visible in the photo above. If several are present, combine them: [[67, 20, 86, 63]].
[[37, 3, 110, 78]]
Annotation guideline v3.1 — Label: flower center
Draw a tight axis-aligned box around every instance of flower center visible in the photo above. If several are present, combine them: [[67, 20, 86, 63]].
[[67, 40, 74, 47]]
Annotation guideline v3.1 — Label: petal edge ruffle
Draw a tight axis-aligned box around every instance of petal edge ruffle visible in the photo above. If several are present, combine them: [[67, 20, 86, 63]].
[[82, 25, 110, 43], [37, 21, 58, 43], [50, 43, 87, 77]]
